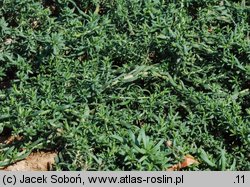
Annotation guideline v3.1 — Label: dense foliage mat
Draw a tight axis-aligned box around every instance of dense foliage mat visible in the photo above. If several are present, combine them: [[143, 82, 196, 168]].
[[0, 0, 249, 170]]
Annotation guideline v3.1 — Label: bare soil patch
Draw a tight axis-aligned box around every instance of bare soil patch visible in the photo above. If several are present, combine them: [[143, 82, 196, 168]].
[[3, 151, 57, 171]]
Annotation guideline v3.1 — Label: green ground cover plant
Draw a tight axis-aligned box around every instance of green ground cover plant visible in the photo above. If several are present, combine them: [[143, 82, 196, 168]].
[[0, 0, 249, 170]]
